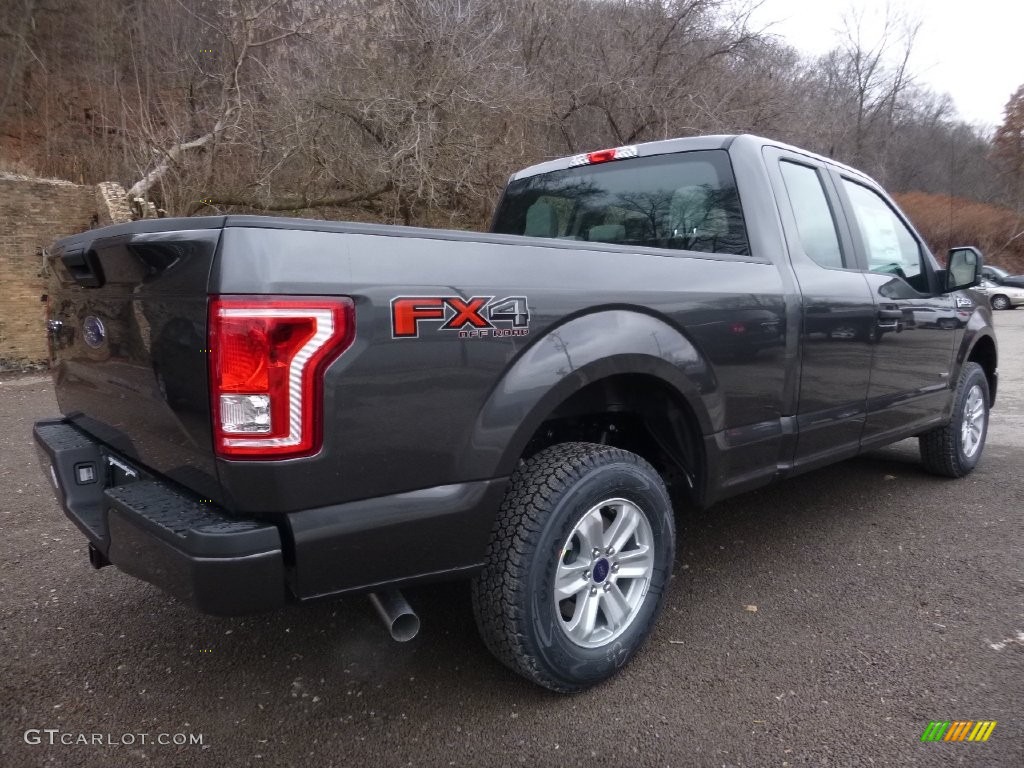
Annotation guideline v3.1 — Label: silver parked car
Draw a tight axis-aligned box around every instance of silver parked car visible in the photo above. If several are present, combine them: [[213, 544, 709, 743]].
[[981, 265, 1024, 289], [976, 279, 1024, 310]]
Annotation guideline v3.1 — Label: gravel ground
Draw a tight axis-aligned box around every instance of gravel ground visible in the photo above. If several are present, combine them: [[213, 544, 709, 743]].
[[2, 313, 1022, 768]]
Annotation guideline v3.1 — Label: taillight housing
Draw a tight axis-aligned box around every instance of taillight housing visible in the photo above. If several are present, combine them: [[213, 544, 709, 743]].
[[209, 296, 355, 459]]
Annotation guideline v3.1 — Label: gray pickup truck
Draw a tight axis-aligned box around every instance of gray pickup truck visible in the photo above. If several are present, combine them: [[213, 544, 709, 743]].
[[34, 134, 996, 692]]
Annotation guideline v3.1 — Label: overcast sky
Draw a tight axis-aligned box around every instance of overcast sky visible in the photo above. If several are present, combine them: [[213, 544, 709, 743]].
[[747, 0, 1024, 130]]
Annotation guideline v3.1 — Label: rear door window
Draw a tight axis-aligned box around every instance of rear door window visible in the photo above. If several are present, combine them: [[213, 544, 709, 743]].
[[778, 161, 845, 269]]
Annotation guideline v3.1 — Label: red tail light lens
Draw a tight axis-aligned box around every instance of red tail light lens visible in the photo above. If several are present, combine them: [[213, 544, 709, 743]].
[[219, 318, 272, 391], [209, 296, 355, 459]]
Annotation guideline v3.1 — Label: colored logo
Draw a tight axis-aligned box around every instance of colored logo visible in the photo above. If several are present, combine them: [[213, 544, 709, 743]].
[[390, 295, 530, 339], [920, 721, 996, 742]]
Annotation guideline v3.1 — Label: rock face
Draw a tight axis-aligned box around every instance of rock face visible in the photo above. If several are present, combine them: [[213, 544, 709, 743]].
[[0, 176, 134, 370]]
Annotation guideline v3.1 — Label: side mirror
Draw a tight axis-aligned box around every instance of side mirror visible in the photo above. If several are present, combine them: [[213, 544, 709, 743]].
[[945, 246, 983, 292]]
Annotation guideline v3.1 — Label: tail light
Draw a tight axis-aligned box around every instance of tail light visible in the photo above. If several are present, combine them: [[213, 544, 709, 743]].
[[209, 296, 355, 459]]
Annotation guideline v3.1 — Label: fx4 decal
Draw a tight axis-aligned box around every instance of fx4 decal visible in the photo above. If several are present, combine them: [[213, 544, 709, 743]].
[[391, 296, 530, 339]]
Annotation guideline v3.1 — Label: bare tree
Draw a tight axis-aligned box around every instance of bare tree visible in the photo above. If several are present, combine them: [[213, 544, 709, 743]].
[[122, 0, 327, 202], [0, 0, 1009, 237]]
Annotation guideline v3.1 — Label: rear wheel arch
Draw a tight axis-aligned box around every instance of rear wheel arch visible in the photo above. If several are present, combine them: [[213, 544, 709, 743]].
[[459, 310, 715, 486], [518, 372, 707, 507]]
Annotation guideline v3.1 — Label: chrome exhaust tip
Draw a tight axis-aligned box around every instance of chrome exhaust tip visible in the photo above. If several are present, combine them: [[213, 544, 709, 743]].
[[368, 589, 420, 642]]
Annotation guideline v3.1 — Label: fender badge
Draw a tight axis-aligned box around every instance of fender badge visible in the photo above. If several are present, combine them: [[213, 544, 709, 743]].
[[955, 296, 973, 308], [390, 295, 530, 339]]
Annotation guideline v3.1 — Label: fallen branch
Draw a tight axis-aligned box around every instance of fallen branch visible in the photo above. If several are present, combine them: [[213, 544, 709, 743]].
[[127, 123, 226, 200]]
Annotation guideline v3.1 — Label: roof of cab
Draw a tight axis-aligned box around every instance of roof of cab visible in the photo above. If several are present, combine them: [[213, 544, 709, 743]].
[[509, 135, 737, 182], [508, 133, 870, 186]]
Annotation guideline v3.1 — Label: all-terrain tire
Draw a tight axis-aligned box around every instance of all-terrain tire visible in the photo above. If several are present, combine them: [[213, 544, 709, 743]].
[[919, 362, 990, 478], [471, 442, 675, 692]]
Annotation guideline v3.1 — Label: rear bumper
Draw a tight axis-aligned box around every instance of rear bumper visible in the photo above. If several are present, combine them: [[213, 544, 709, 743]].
[[33, 419, 286, 616], [34, 418, 509, 616]]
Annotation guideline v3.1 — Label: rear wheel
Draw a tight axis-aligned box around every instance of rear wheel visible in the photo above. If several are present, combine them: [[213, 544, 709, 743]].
[[919, 362, 989, 477], [991, 295, 1010, 310], [471, 442, 675, 692]]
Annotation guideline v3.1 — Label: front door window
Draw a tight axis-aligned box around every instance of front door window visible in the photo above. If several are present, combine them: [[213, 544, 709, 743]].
[[841, 179, 928, 294]]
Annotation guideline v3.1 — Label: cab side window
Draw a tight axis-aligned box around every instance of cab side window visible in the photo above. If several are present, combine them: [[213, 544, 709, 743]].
[[841, 179, 928, 293], [779, 161, 845, 269]]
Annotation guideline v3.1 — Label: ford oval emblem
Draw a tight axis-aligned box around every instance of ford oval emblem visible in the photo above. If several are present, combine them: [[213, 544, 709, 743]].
[[83, 316, 106, 348]]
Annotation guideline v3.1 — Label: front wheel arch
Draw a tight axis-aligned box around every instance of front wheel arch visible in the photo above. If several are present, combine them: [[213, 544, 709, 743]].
[[965, 334, 997, 407]]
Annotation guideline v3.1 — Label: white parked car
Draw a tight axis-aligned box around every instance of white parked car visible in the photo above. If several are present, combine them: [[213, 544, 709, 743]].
[[976, 279, 1024, 310]]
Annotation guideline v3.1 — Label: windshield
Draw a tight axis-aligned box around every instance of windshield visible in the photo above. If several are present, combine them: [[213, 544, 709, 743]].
[[492, 150, 749, 256], [987, 265, 1009, 278]]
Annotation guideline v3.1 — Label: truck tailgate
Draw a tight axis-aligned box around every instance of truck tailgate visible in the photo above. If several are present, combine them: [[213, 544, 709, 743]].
[[46, 219, 225, 503]]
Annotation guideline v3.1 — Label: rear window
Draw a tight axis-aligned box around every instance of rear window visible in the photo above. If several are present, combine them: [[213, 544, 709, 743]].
[[492, 149, 750, 256]]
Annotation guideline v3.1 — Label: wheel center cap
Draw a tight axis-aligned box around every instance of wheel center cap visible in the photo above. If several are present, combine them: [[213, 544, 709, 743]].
[[592, 558, 611, 583]]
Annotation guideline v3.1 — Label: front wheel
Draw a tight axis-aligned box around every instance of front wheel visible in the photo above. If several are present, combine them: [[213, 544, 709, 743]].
[[919, 362, 989, 477], [471, 442, 675, 692], [991, 295, 1010, 310]]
